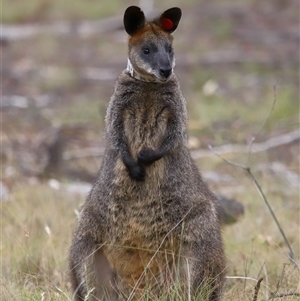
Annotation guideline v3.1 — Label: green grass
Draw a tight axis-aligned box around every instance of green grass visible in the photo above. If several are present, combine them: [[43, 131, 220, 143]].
[[186, 69, 298, 141], [2, 0, 132, 23]]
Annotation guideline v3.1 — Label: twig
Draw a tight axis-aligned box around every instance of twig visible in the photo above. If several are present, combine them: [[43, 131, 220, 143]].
[[55, 287, 72, 301], [263, 263, 269, 300], [272, 264, 287, 301], [208, 146, 299, 270], [248, 85, 277, 163], [265, 292, 300, 300], [226, 276, 262, 282], [253, 277, 264, 301], [208, 85, 299, 269], [226, 276, 269, 291], [186, 258, 191, 301]]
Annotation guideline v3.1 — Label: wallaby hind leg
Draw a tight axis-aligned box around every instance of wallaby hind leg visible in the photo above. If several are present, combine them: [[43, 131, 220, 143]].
[[69, 233, 116, 301], [93, 249, 118, 300], [177, 240, 225, 301], [191, 256, 225, 301], [69, 233, 91, 300]]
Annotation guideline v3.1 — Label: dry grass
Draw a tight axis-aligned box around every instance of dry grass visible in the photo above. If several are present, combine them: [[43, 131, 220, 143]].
[[1, 152, 299, 300]]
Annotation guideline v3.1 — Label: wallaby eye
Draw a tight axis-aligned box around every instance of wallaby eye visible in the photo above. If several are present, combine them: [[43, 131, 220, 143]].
[[142, 47, 150, 55]]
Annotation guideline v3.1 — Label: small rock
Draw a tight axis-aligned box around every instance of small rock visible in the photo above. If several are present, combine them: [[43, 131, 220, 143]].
[[48, 179, 60, 190]]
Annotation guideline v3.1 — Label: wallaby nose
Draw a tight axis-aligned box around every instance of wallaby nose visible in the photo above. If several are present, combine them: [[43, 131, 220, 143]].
[[159, 67, 172, 78]]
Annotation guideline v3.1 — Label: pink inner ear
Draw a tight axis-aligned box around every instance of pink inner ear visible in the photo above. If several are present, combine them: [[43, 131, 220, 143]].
[[161, 18, 173, 30]]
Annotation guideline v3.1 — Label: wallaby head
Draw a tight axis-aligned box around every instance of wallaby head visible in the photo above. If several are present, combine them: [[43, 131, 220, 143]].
[[124, 6, 182, 82]]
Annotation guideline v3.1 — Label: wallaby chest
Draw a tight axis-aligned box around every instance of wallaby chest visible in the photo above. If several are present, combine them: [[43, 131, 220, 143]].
[[122, 89, 171, 155]]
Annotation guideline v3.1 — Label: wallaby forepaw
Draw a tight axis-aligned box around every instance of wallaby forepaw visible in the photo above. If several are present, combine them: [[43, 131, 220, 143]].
[[127, 164, 145, 181], [137, 148, 160, 164]]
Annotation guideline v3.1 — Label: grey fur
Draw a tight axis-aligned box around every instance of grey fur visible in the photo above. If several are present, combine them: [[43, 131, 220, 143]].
[[69, 6, 226, 301]]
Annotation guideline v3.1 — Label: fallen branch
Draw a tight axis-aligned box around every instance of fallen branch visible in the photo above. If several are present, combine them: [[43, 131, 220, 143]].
[[1, 18, 122, 40], [63, 147, 105, 160], [1, 11, 158, 41], [62, 129, 300, 161], [191, 129, 299, 159]]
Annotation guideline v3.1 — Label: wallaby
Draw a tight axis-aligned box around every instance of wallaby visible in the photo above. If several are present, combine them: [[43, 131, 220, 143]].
[[69, 6, 226, 301]]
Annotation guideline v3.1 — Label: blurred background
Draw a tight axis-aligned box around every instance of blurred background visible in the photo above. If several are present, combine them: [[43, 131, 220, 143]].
[[2, 0, 299, 183], [1, 0, 299, 300]]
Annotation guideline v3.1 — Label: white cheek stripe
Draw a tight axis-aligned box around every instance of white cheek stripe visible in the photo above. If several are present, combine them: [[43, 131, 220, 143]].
[[126, 58, 173, 83], [127, 58, 134, 77], [126, 58, 156, 82]]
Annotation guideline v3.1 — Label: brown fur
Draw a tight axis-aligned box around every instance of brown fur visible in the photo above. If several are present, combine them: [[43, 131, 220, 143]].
[[69, 6, 226, 301]]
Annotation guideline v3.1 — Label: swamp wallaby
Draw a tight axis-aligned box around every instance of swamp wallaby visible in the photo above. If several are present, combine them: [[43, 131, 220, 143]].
[[69, 6, 226, 301]]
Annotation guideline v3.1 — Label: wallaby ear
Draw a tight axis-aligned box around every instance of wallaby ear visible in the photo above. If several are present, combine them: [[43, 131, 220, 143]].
[[159, 7, 182, 34], [124, 6, 146, 36]]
